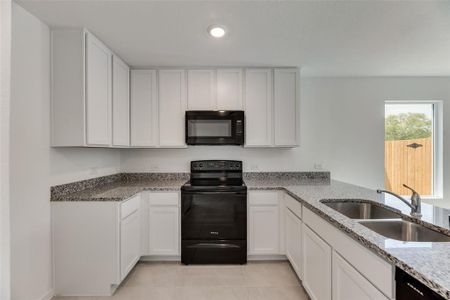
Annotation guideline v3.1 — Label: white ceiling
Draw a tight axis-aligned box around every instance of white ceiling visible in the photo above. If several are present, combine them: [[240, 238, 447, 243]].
[[16, 0, 450, 77]]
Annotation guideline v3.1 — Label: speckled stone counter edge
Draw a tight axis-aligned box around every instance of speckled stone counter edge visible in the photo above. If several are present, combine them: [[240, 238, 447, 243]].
[[50, 171, 330, 201], [50, 173, 122, 199]]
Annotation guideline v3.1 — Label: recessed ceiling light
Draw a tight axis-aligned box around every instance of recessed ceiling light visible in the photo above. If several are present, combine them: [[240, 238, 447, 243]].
[[208, 25, 226, 38]]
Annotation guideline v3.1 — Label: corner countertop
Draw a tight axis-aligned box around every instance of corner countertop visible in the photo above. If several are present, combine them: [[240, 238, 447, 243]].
[[51, 173, 450, 299], [51, 178, 188, 202]]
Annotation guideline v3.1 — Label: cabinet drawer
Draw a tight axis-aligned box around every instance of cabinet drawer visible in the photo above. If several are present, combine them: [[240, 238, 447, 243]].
[[148, 192, 179, 206], [303, 207, 394, 298], [121, 194, 140, 220], [284, 193, 302, 219], [249, 191, 279, 206]]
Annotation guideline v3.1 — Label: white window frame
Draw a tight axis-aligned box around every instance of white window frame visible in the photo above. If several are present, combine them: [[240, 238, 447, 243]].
[[385, 100, 443, 199]]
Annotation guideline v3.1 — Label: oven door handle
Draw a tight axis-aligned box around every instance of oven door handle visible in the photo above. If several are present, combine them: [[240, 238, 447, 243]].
[[186, 243, 241, 249], [182, 191, 246, 195]]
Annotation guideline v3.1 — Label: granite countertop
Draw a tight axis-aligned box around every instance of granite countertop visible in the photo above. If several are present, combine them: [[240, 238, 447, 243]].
[[51, 172, 450, 299], [51, 179, 188, 201]]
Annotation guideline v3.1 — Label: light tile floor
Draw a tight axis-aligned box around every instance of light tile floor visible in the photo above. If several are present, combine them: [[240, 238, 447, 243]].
[[52, 261, 310, 300]]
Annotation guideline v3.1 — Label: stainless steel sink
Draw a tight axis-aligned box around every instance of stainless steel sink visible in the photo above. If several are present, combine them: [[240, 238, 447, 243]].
[[359, 220, 450, 242], [321, 200, 401, 219]]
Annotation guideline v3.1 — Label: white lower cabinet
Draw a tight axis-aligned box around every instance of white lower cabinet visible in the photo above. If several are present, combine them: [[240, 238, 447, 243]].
[[248, 191, 281, 255], [302, 224, 332, 300], [52, 193, 141, 296], [285, 207, 303, 279], [120, 205, 140, 280], [302, 206, 394, 299], [147, 192, 180, 256], [333, 251, 389, 300]]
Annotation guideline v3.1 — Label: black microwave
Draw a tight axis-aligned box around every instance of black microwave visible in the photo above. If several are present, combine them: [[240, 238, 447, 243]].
[[185, 111, 245, 145]]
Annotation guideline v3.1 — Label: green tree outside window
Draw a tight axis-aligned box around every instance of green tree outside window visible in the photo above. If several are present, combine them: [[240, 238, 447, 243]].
[[385, 113, 432, 141]]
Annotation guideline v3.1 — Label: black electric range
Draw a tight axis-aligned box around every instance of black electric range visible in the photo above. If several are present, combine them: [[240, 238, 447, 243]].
[[181, 160, 247, 264]]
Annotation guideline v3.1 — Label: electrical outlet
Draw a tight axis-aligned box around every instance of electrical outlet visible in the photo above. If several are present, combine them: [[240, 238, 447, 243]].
[[250, 164, 259, 171], [314, 163, 323, 171]]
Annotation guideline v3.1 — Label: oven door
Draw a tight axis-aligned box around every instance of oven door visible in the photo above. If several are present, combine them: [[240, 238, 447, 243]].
[[185, 111, 244, 145], [181, 191, 247, 241]]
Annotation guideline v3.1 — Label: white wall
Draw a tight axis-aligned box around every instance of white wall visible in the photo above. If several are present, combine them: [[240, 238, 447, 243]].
[[1, 0, 12, 299], [304, 77, 450, 201], [121, 77, 450, 206], [10, 4, 120, 300]]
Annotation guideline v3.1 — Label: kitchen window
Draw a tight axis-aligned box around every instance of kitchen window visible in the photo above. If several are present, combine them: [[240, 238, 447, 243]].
[[384, 101, 442, 198]]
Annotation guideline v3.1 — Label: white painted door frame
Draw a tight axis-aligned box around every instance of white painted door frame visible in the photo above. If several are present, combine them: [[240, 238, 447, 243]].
[[0, 0, 12, 299]]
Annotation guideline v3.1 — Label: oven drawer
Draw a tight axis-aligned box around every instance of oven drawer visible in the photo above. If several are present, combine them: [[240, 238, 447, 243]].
[[182, 223, 246, 240], [181, 240, 247, 264]]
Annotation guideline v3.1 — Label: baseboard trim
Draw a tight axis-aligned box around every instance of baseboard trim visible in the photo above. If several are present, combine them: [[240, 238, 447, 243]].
[[139, 255, 288, 262], [247, 254, 287, 261], [38, 289, 54, 300], [140, 255, 181, 262]]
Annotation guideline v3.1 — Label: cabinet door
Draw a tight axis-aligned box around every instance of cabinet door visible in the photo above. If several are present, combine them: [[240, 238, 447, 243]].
[[302, 224, 332, 300], [244, 69, 273, 147], [158, 70, 187, 147], [216, 69, 243, 110], [112, 56, 130, 146], [120, 210, 140, 280], [85, 33, 112, 146], [130, 70, 158, 147], [249, 205, 279, 255], [333, 251, 388, 300], [187, 70, 215, 110], [273, 68, 299, 147], [285, 208, 302, 280], [148, 206, 179, 255]]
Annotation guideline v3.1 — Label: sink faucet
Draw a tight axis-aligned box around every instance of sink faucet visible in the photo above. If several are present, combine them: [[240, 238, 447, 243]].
[[376, 184, 422, 218]]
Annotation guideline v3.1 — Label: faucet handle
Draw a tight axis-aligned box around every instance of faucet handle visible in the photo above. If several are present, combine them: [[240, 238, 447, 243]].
[[403, 184, 421, 204], [403, 184, 418, 195]]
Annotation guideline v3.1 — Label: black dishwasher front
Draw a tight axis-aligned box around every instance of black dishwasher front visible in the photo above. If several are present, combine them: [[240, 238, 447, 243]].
[[396, 268, 445, 300]]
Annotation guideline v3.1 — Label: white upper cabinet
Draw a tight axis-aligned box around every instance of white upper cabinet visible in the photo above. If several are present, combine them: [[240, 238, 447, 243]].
[[158, 70, 187, 147], [112, 55, 130, 147], [53, 41, 299, 149], [273, 68, 299, 147], [130, 70, 158, 147], [51, 29, 129, 147], [244, 69, 273, 147], [187, 70, 216, 110], [85, 33, 112, 146], [216, 69, 243, 110]]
